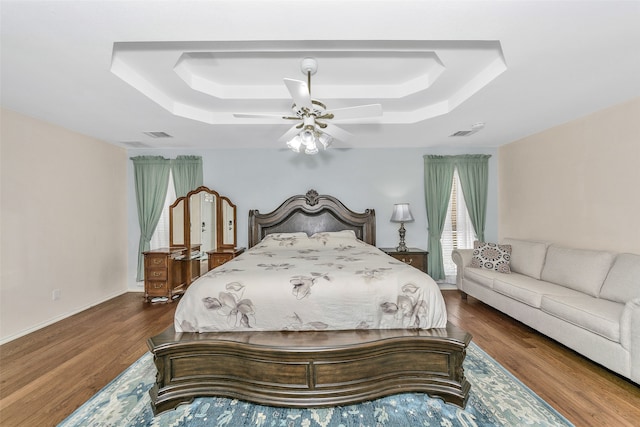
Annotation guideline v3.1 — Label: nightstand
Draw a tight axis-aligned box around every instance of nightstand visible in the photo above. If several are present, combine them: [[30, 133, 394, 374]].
[[207, 247, 245, 271], [380, 247, 429, 274]]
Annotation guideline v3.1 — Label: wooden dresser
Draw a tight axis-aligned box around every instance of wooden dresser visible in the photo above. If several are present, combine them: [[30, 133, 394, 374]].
[[143, 245, 200, 302], [380, 247, 429, 274], [207, 247, 245, 270]]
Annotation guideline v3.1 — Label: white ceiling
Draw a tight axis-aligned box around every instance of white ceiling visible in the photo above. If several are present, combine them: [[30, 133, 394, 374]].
[[2, 0, 639, 151]]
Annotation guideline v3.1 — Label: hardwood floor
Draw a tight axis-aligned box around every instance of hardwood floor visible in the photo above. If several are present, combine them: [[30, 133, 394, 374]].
[[1, 290, 639, 426]]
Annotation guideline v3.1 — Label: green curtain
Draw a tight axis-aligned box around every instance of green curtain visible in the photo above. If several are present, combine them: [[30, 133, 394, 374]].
[[423, 155, 455, 280], [456, 155, 491, 242], [171, 155, 203, 197], [131, 156, 171, 281]]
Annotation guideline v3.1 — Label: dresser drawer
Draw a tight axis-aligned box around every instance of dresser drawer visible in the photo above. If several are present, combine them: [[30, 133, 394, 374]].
[[209, 254, 233, 269], [207, 247, 246, 271], [146, 268, 168, 281], [395, 253, 425, 271], [145, 255, 168, 268], [146, 281, 169, 295], [379, 248, 429, 274]]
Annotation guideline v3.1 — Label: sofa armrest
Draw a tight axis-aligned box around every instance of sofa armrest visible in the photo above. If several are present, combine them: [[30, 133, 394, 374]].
[[451, 249, 474, 290], [621, 298, 640, 383]]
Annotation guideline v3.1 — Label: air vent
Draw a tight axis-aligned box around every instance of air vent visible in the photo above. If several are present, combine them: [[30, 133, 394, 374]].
[[450, 130, 474, 137], [450, 122, 485, 137], [143, 131, 173, 138]]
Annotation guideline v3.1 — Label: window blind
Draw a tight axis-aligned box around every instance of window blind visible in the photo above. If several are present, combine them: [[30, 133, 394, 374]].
[[441, 170, 476, 283]]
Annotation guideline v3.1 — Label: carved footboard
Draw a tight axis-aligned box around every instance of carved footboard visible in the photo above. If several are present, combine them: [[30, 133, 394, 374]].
[[147, 323, 472, 415]]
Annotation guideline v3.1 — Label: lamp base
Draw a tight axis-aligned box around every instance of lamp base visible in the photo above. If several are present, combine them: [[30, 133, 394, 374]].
[[396, 222, 408, 252], [395, 243, 408, 252]]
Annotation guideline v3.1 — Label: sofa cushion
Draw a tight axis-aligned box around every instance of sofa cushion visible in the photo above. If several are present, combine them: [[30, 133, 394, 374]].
[[493, 275, 584, 308], [540, 246, 615, 297], [470, 241, 512, 273], [463, 266, 506, 289], [599, 253, 640, 304], [502, 238, 549, 280], [540, 294, 624, 343]]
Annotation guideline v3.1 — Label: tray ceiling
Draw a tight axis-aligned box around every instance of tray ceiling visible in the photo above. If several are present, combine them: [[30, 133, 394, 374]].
[[111, 40, 505, 125], [1, 1, 639, 150]]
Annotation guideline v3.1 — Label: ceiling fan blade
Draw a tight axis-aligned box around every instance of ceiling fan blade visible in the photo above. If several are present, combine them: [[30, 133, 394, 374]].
[[284, 78, 312, 110], [233, 113, 293, 119], [322, 123, 353, 142], [324, 104, 383, 121], [277, 124, 302, 143]]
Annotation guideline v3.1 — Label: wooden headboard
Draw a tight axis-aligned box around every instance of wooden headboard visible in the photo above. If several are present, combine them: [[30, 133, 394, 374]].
[[248, 190, 376, 248]]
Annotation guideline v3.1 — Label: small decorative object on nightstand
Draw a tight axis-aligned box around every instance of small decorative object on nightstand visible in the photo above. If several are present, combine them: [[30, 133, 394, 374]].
[[380, 247, 429, 274], [390, 203, 414, 252]]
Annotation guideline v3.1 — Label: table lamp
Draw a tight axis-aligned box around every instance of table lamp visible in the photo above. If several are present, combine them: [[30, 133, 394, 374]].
[[390, 203, 414, 252]]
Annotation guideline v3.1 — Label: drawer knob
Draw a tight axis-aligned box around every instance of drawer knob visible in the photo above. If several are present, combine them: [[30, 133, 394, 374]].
[[152, 271, 162, 277], [153, 259, 162, 265], [401, 258, 413, 265]]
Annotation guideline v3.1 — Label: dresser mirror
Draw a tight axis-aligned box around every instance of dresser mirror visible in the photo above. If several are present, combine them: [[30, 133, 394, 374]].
[[220, 197, 236, 248], [189, 189, 217, 252], [170, 186, 237, 252], [169, 198, 186, 246]]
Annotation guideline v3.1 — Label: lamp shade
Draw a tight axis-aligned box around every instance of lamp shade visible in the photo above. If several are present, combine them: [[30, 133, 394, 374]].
[[287, 135, 302, 152], [390, 203, 414, 223]]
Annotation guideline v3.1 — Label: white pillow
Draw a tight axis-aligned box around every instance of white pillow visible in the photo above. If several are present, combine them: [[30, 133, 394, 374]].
[[502, 238, 549, 279], [257, 232, 309, 248], [540, 246, 615, 297], [599, 253, 640, 303], [310, 230, 357, 240], [309, 230, 364, 247]]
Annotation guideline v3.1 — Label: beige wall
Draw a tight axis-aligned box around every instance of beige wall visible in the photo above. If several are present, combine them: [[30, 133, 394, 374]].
[[498, 98, 640, 254], [0, 108, 128, 343]]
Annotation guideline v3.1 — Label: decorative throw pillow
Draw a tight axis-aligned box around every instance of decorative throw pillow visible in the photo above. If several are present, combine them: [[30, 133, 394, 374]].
[[471, 241, 512, 273]]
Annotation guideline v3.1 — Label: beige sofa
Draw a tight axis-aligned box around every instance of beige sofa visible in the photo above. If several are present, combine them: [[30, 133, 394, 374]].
[[452, 238, 640, 384]]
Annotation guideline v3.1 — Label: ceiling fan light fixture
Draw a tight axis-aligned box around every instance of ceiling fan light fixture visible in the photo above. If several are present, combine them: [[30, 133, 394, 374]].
[[287, 126, 331, 155], [304, 140, 319, 155], [318, 132, 333, 149], [300, 126, 315, 145], [287, 135, 302, 152]]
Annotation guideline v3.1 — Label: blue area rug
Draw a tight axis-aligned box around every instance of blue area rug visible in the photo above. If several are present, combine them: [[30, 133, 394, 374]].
[[58, 342, 573, 426]]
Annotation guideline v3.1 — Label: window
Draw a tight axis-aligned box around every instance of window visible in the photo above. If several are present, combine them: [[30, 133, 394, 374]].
[[150, 173, 176, 250], [441, 170, 476, 283]]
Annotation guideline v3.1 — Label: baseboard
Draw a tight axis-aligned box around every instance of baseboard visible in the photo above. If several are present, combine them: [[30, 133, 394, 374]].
[[128, 281, 145, 292], [0, 289, 132, 345]]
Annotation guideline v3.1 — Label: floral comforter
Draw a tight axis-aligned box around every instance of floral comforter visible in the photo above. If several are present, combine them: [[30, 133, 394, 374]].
[[174, 231, 447, 332]]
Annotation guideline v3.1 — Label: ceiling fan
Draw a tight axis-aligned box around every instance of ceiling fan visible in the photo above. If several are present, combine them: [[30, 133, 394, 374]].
[[233, 57, 382, 154]]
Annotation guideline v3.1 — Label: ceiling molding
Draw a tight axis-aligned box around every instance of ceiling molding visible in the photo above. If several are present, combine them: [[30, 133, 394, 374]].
[[111, 40, 506, 125]]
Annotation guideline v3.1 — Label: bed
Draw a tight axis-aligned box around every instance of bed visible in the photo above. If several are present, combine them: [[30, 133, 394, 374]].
[[147, 190, 471, 415]]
